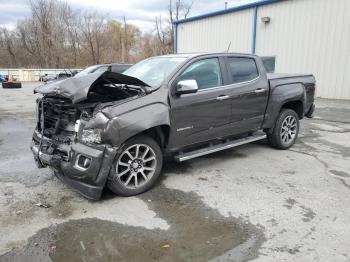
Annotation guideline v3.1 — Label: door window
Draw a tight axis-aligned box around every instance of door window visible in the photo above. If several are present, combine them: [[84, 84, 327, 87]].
[[178, 58, 222, 90], [227, 57, 259, 84]]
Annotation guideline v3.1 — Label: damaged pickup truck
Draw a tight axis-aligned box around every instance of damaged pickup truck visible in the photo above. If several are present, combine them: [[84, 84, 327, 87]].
[[31, 53, 315, 200]]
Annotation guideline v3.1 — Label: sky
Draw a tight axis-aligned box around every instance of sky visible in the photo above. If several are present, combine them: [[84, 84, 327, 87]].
[[0, 0, 259, 32]]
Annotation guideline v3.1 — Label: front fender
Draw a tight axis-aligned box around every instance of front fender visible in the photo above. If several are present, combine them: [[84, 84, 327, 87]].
[[105, 103, 170, 147]]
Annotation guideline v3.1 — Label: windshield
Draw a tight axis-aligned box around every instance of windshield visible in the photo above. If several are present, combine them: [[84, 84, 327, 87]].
[[123, 57, 187, 88], [75, 65, 108, 77]]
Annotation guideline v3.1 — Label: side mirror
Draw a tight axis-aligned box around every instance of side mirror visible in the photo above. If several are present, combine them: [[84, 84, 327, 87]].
[[176, 80, 198, 95]]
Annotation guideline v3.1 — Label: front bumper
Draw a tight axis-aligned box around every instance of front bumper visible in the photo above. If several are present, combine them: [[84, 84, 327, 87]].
[[30, 130, 117, 200]]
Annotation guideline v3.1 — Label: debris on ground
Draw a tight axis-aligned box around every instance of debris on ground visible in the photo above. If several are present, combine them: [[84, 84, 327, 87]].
[[35, 203, 51, 208], [161, 243, 171, 248], [48, 244, 56, 253]]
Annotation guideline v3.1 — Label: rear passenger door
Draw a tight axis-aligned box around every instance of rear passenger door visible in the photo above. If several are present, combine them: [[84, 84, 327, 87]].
[[224, 56, 269, 134]]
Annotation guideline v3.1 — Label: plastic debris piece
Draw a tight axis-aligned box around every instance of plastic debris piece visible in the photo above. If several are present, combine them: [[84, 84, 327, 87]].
[[35, 203, 51, 208], [48, 244, 56, 253], [161, 243, 171, 248]]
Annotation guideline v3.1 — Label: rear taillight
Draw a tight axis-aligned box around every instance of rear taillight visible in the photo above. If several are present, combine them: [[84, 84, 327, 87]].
[[314, 83, 317, 96]]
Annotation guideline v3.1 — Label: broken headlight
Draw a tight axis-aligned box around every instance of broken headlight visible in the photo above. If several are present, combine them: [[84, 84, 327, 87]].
[[81, 129, 102, 144]]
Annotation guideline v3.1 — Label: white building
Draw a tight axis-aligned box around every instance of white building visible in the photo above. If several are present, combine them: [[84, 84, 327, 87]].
[[174, 0, 350, 100]]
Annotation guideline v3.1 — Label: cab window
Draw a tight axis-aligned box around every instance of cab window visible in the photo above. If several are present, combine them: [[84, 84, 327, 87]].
[[227, 57, 259, 84], [178, 58, 222, 90]]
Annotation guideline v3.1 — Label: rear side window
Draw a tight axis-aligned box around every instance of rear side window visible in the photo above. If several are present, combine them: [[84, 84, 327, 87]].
[[227, 57, 259, 84]]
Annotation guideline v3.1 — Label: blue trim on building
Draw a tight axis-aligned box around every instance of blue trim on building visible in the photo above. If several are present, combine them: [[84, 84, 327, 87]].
[[252, 6, 258, 54], [173, 0, 280, 25], [174, 23, 178, 54]]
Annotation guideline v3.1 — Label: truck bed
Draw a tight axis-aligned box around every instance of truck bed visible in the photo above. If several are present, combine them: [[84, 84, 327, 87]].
[[266, 73, 316, 120], [267, 73, 314, 80]]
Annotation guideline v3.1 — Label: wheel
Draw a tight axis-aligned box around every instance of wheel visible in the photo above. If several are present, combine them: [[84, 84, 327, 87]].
[[107, 135, 163, 196], [267, 109, 300, 149], [2, 82, 22, 88]]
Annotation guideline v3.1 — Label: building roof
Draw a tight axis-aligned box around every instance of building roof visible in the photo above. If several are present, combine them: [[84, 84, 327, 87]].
[[173, 0, 281, 25]]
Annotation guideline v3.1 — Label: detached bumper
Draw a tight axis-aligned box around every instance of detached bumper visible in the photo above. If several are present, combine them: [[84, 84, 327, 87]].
[[31, 130, 117, 200]]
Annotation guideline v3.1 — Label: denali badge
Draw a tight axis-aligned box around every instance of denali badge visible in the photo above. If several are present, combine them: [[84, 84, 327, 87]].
[[74, 120, 81, 133], [177, 126, 193, 132]]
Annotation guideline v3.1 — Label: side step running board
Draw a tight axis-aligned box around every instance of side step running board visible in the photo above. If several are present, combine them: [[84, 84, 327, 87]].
[[174, 133, 266, 162]]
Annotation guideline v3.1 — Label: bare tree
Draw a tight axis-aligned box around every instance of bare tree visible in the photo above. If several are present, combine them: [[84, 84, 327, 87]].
[[1, 29, 17, 66], [79, 12, 107, 64], [169, 0, 193, 49], [60, 2, 80, 67], [154, 0, 193, 54], [0, 0, 179, 68], [155, 15, 167, 54], [29, 0, 56, 67]]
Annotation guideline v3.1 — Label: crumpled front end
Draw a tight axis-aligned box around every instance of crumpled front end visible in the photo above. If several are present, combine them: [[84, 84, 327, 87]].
[[30, 71, 150, 199], [30, 96, 117, 200]]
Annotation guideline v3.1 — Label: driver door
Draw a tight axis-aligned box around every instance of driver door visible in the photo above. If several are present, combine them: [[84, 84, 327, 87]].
[[169, 57, 232, 149]]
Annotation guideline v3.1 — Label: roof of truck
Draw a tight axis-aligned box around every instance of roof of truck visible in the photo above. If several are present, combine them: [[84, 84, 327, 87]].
[[158, 52, 258, 59]]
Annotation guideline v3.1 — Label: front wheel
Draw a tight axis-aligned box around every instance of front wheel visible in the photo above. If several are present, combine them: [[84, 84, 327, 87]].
[[267, 109, 300, 149], [107, 135, 163, 196]]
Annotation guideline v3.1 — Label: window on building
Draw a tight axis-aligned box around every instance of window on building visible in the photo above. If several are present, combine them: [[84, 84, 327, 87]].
[[178, 58, 222, 90], [261, 56, 276, 73]]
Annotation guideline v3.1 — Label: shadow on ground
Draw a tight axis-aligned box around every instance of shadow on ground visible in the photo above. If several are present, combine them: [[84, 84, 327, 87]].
[[1, 185, 265, 262]]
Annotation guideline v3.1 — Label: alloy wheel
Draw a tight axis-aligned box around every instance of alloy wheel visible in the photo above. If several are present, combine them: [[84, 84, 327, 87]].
[[115, 144, 157, 189], [280, 115, 297, 145]]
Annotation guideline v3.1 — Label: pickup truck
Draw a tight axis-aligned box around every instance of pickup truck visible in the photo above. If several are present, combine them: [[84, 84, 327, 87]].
[[30, 53, 315, 199]]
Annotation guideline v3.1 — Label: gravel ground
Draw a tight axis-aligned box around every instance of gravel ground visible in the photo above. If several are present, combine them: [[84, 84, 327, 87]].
[[0, 82, 349, 262]]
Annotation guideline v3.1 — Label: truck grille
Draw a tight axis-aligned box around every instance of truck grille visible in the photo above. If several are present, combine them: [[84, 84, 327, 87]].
[[38, 97, 79, 140]]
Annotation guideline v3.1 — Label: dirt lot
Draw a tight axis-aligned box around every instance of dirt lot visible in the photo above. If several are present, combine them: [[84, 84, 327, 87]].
[[0, 82, 349, 262]]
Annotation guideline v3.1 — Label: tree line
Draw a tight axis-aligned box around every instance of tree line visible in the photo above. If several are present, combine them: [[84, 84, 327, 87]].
[[0, 0, 192, 68]]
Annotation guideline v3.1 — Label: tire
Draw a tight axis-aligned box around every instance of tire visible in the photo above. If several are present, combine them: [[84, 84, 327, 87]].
[[107, 135, 163, 196], [2, 82, 22, 88], [267, 109, 300, 149]]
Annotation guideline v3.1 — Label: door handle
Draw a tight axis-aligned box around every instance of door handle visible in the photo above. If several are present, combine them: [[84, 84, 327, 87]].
[[216, 95, 230, 101], [254, 88, 266, 93]]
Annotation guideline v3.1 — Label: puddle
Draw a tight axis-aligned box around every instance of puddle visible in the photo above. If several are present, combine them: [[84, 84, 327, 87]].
[[1, 186, 265, 262]]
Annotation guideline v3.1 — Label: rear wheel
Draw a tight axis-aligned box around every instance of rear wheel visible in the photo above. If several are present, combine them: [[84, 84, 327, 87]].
[[267, 109, 299, 149], [107, 135, 163, 196]]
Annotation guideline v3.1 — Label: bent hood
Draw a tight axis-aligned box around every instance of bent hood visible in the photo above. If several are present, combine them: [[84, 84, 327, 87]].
[[34, 71, 149, 104]]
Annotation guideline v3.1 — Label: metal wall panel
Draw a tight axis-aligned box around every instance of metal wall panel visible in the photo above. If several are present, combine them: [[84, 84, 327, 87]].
[[177, 8, 253, 53], [256, 0, 350, 99], [176, 0, 350, 99]]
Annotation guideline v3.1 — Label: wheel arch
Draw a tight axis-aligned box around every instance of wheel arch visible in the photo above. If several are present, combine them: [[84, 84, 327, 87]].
[[107, 102, 171, 148], [141, 125, 170, 150], [281, 100, 303, 119]]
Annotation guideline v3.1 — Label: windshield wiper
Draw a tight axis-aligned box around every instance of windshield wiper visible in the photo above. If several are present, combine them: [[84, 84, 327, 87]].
[[103, 77, 150, 95]]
